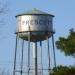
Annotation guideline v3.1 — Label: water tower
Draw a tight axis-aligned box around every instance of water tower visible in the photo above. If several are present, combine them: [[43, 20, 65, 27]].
[[13, 9, 56, 75]]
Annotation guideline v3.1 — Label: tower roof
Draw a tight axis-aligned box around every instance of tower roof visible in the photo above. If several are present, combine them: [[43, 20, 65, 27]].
[[16, 8, 54, 17]]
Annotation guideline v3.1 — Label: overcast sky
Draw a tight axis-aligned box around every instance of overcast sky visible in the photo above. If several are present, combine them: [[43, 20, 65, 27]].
[[0, 0, 75, 73]]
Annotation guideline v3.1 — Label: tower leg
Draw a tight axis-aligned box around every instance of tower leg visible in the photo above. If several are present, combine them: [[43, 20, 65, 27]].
[[52, 34, 56, 68], [27, 32, 30, 75], [40, 41, 43, 75], [13, 34, 19, 75], [20, 40, 24, 75], [47, 37, 51, 75], [33, 42, 37, 75]]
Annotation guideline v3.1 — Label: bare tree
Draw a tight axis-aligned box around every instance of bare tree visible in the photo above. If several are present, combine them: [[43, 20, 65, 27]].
[[0, 1, 8, 14], [0, 0, 8, 26]]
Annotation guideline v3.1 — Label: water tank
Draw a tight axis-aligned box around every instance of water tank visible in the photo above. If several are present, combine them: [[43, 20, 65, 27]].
[[16, 9, 54, 42]]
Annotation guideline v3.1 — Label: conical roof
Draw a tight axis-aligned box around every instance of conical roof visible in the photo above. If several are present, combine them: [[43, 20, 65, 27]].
[[16, 8, 54, 17]]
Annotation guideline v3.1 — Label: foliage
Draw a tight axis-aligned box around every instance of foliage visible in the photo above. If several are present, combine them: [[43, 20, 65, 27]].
[[50, 66, 75, 75], [56, 28, 75, 56]]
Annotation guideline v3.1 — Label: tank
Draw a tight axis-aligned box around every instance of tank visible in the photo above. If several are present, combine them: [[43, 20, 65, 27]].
[[16, 9, 54, 42]]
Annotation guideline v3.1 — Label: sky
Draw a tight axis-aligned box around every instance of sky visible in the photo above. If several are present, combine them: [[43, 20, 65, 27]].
[[0, 0, 75, 74]]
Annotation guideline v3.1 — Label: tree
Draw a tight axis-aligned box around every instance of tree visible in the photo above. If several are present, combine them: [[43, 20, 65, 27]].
[[56, 28, 75, 57], [0, 1, 8, 26], [50, 66, 75, 75], [0, 0, 8, 14]]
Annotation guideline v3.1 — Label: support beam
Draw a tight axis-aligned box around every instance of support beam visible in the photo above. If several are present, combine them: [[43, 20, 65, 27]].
[[40, 41, 43, 75], [52, 34, 56, 68], [33, 42, 37, 75], [47, 37, 51, 75], [13, 34, 19, 75], [20, 40, 24, 75], [27, 32, 30, 75]]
